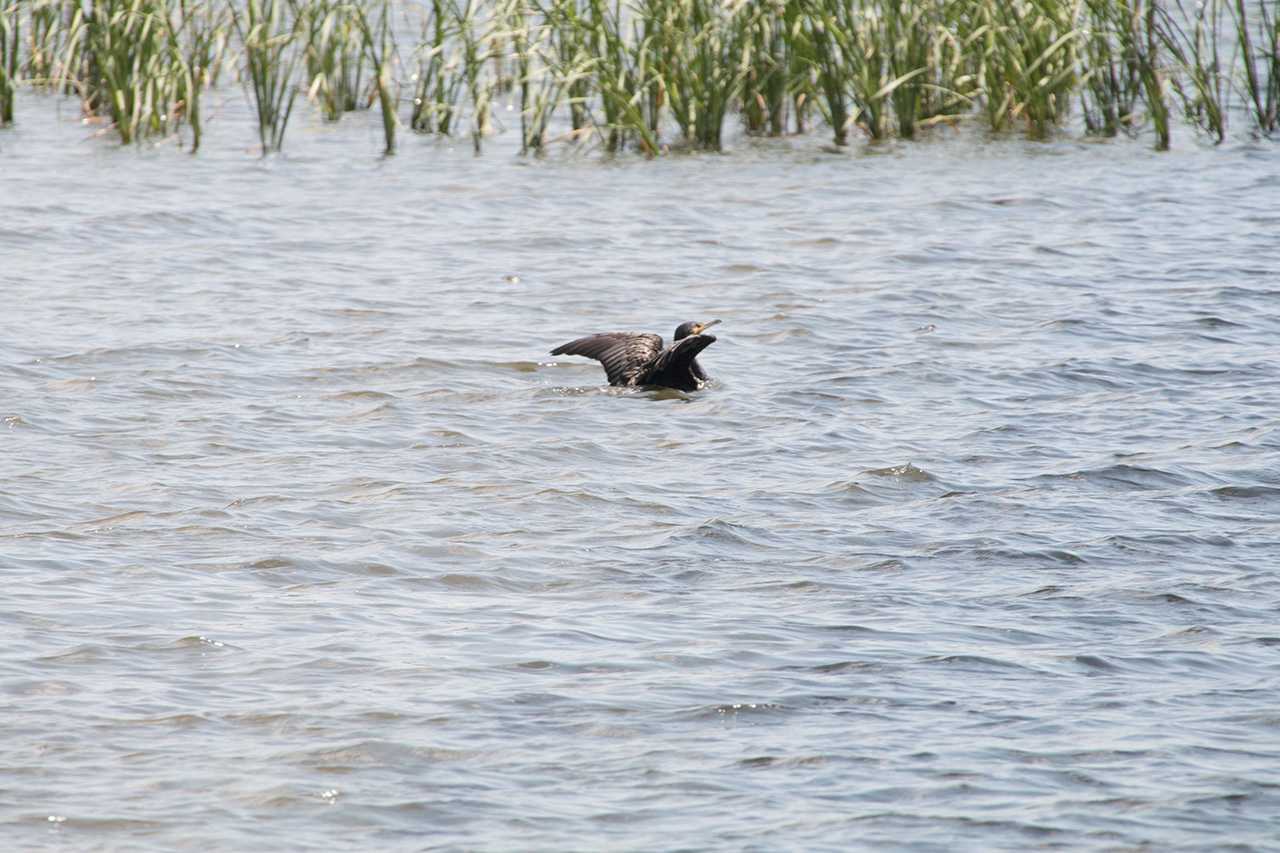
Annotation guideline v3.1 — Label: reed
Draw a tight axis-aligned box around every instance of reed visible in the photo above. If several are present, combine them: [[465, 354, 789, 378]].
[[21, 0, 70, 92], [410, 0, 463, 133], [70, 0, 194, 144], [3, 0, 1278, 154], [1234, 0, 1280, 133], [1081, 0, 1142, 135], [353, 0, 397, 153], [1141, 0, 1172, 148], [740, 1, 788, 136], [506, 0, 572, 152], [543, 0, 592, 135], [454, 0, 494, 153], [169, 0, 228, 151], [884, 0, 932, 138], [918, 1, 978, 122], [643, 0, 752, 150], [1156, 0, 1229, 142], [970, 0, 1083, 138], [229, 0, 303, 153], [0, 0, 17, 126], [798, 0, 854, 144], [581, 0, 657, 154], [842, 4, 893, 141], [297, 0, 365, 121]]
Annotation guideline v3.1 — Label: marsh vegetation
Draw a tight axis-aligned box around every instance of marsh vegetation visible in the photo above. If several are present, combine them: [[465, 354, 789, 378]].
[[0, 0, 1276, 153]]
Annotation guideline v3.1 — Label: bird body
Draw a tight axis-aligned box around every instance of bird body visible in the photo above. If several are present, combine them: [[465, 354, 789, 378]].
[[550, 320, 720, 392]]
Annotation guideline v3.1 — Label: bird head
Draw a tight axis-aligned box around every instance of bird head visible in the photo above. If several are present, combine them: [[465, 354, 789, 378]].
[[673, 319, 722, 340]]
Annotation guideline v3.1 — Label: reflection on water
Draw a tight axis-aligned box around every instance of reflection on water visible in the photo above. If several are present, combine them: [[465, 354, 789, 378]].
[[3, 97, 1280, 850]]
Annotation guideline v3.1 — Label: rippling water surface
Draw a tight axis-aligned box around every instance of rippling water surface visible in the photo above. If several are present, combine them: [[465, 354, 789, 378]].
[[3, 101, 1280, 850]]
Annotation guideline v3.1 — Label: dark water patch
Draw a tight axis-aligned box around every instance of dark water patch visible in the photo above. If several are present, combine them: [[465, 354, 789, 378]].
[[325, 390, 397, 401], [1039, 463, 1198, 491], [862, 463, 934, 482], [1210, 485, 1280, 500], [1072, 654, 1121, 672], [777, 660, 882, 675], [669, 518, 784, 550], [919, 654, 1044, 674]]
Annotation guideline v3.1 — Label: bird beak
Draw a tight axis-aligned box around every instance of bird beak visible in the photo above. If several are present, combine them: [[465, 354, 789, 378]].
[[696, 319, 722, 334]]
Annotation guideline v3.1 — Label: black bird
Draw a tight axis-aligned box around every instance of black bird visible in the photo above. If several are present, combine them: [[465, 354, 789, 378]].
[[550, 320, 721, 392]]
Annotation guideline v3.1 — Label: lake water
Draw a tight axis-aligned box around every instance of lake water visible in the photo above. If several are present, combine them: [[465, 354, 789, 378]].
[[3, 95, 1280, 850]]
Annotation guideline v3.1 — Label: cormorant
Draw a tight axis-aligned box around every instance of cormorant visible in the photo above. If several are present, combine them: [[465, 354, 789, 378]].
[[550, 320, 721, 392]]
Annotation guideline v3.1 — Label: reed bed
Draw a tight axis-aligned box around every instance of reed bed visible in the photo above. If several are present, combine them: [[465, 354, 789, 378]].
[[0, 0, 1276, 154], [1, 0, 18, 126]]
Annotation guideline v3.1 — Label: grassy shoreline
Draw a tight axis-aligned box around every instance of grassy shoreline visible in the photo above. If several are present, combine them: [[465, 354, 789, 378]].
[[0, 0, 1276, 155]]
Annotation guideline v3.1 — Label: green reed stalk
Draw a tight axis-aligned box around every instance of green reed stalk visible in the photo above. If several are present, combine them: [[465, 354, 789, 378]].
[[971, 0, 1083, 138], [298, 0, 365, 121], [504, 0, 531, 150], [741, 6, 768, 135], [1157, 0, 1229, 142], [583, 0, 657, 154], [24, 1, 52, 87], [648, 0, 751, 150], [742, 1, 788, 135], [885, 0, 931, 138], [0, 0, 17, 126], [168, 0, 227, 152], [510, 0, 571, 152], [1081, 0, 1143, 135], [229, 0, 302, 154], [767, 1, 791, 135], [453, 0, 493, 153], [354, 0, 397, 153], [799, 0, 853, 144], [635, 3, 659, 138], [783, 0, 812, 134], [411, 0, 463, 133], [7, 0, 1276, 156], [71, 0, 191, 145], [918, 1, 978, 122], [1234, 0, 1280, 133], [851, 1, 933, 141], [1082, 0, 1168, 146], [847, 6, 891, 140], [543, 0, 592, 136], [1140, 0, 1172, 148]]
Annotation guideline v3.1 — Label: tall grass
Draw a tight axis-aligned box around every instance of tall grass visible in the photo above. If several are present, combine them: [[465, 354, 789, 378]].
[[2, 0, 1279, 153], [353, 0, 398, 153], [740, 2, 787, 136], [297, 0, 366, 121], [580, 0, 658, 154], [24, 0, 62, 90], [410, 0, 463, 133], [968, 0, 1082, 138], [1081, 0, 1143, 136], [644, 0, 755, 150], [1235, 0, 1280, 133], [67, 0, 197, 145], [229, 0, 302, 153], [1157, 0, 1229, 141], [0, 0, 17, 126], [169, 0, 228, 150]]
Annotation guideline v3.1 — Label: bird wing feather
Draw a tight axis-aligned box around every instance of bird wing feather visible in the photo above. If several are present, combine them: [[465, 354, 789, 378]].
[[640, 333, 716, 387], [550, 332, 665, 386]]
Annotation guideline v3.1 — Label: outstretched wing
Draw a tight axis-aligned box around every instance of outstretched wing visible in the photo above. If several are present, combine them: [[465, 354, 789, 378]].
[[641, 333, 716, 389], [550, 332, 664, 386]]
